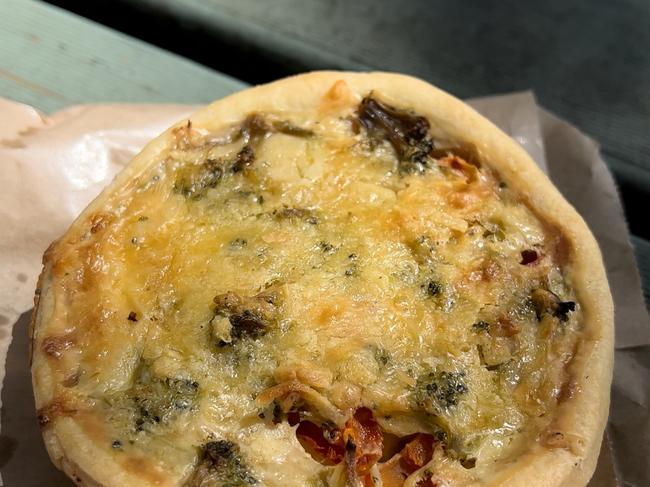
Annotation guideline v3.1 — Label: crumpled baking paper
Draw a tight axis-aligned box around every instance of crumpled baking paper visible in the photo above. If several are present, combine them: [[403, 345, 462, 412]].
[[0, 92, 648, 486]]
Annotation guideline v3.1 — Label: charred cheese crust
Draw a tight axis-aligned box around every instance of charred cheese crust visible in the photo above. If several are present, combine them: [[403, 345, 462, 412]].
[[31, 72, 613, 487]]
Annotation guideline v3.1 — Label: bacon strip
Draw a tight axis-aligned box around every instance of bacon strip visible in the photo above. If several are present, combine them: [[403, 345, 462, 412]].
[[295, 407, 384, 477], [296, 420, 345, 465], [290, 404, 438, 487], [343, 408, 384, 476], [376, 434, 436, 487]]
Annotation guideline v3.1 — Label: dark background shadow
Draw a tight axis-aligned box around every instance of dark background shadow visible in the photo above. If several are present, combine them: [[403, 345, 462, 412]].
[[0, 310, 71, 486]]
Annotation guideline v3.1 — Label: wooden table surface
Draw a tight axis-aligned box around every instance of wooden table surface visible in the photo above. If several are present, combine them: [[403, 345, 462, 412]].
[[0, 0, 245, 112]]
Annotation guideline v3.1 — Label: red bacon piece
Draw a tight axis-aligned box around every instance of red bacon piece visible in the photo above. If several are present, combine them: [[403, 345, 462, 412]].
[[378, 434, 437, 487], [295, 408, 438, 487], [343, 407, 384, 476], [295, 407, 383, 476], [295, 420, 345, 465]]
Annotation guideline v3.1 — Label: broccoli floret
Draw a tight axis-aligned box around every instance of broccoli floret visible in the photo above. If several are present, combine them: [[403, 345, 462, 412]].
[[211, 290, 279, 346], [531, 289, 576, 322], [174, 160, 224, 200], [415, 371, 468, 412], [129, 370, 199, 432], [356, 95, 434, 174], [189, 440, 257, 486]]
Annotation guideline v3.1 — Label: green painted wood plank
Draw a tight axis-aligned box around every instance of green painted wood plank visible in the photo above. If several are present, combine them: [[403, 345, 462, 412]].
[[0, 0, 246, 113]]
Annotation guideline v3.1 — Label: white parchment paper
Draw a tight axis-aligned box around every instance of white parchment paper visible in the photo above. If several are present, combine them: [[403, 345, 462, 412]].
[[0, 93, 647, 486]]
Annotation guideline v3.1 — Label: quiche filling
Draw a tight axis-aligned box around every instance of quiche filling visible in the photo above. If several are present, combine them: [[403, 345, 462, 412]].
[[36, 84, 581, 487]]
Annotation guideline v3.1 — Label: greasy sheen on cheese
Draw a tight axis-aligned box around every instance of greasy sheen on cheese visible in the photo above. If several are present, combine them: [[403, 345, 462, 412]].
[[31, 75, 606, 487]]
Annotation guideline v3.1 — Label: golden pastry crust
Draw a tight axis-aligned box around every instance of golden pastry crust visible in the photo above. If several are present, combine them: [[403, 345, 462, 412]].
[[31, 72, 613, 487]]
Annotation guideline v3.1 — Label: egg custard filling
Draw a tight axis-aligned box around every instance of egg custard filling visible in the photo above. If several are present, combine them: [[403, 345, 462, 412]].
[[34, 86, 584, 487]]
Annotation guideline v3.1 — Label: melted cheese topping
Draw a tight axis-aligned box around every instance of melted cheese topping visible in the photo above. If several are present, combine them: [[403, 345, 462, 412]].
[[36, 88, 581, 487]]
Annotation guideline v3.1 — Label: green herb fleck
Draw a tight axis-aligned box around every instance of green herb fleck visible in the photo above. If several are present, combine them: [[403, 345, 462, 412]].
[[319, 241, 336, 253], [472, 321, 489, 332], [373, 346, 390, 367], [422, 280, 442, 297], [230, 238, 248, 249]]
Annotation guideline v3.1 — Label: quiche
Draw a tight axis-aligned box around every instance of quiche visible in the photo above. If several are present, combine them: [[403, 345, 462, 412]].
[[30, 72, 613, 487]]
